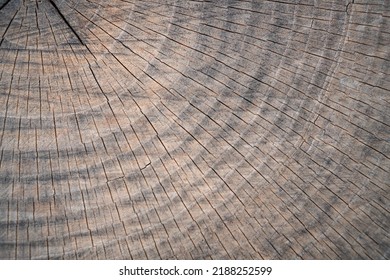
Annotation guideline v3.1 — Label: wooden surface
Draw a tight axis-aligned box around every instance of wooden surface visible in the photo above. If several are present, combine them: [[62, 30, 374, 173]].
[[0, 0, 389, 259]]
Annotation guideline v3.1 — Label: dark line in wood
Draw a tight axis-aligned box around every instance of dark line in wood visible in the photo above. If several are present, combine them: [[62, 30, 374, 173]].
[[48, 0, 85, 46]]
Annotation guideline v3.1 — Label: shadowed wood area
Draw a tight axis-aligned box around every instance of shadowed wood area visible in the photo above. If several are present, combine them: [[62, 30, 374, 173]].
[[0, 0, 389, 260]]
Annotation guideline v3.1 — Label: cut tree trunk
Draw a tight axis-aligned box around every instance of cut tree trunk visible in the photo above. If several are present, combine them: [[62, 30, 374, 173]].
[[0, 0, 389, 259]]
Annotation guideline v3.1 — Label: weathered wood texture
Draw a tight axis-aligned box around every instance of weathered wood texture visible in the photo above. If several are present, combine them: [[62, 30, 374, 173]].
[[0, 0, 389, 259]]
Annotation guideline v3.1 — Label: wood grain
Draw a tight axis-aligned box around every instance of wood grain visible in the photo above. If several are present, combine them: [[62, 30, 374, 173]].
[[0, 0, 389, 259]]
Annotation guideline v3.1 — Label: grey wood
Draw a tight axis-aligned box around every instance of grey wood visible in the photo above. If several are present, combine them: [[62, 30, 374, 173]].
[[0, 0, 389, 259]]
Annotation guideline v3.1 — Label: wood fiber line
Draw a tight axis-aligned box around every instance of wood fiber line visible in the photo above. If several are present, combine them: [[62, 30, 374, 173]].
[[0, 0, 389, 260]]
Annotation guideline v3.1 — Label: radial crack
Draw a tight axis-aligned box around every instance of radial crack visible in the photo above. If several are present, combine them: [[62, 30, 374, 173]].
[[48, 0, 85, 45]]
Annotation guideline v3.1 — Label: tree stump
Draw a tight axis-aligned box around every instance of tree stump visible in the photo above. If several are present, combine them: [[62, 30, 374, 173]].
[[0, 0, 389, 259]]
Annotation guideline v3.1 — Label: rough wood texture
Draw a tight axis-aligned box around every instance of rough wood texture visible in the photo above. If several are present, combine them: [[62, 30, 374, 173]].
[[0, 0, 389, 260]]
